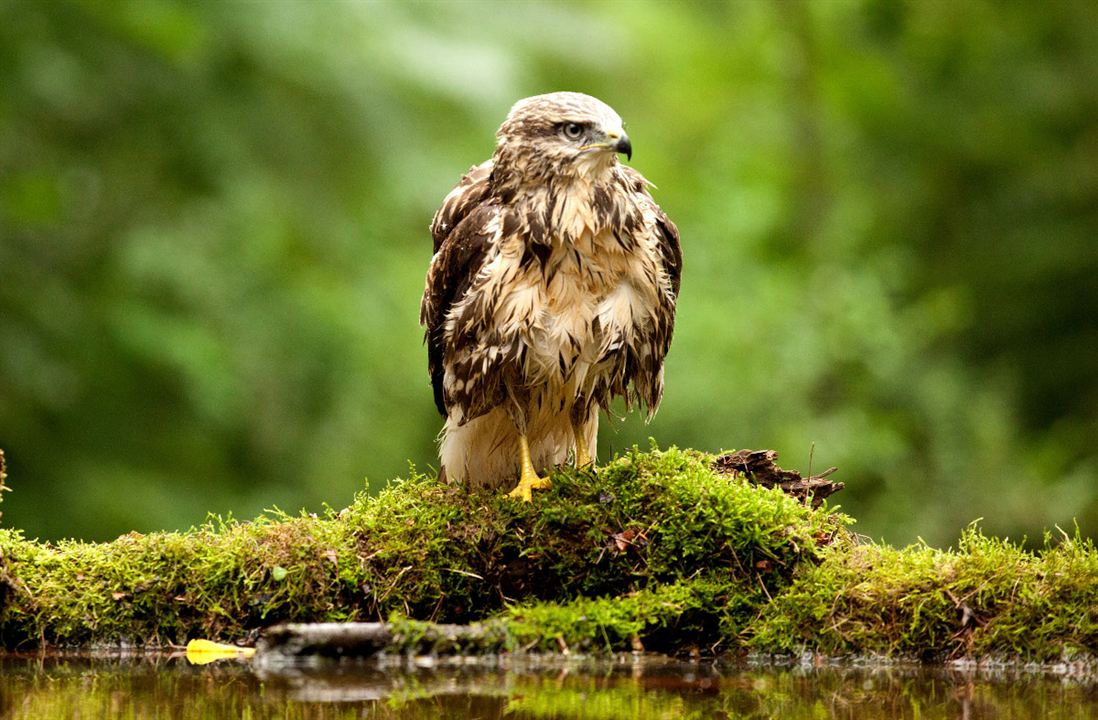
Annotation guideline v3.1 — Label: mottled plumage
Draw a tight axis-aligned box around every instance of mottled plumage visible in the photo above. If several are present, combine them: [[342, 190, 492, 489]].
[[420, 92, 681, 498]]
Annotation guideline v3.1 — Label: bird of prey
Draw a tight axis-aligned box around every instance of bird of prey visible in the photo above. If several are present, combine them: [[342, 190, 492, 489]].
[[420, 92, 681, 501]]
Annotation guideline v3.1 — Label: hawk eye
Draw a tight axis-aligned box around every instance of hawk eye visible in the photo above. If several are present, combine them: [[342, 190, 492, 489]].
[[561, 122, 585, 140]]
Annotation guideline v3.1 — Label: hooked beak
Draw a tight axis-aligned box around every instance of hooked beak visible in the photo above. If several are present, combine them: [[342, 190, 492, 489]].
[[582, 127, 633, 161], [607, 129, 632, 161], [614, 133, 632, 161]]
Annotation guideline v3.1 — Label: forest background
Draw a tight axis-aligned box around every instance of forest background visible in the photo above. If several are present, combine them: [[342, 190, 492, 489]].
[[1, 0, 1095, 546]]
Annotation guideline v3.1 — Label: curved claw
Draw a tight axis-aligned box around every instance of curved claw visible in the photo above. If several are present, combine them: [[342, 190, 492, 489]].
[[505, 434, 552, 502], [506, 472, 552, 503]]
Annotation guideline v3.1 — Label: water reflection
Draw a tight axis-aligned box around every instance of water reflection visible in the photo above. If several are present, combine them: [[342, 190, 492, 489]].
[[0, 653, 1095, 719]]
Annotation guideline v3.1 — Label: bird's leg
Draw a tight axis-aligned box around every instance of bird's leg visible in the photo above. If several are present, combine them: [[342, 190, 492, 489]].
[[570, 400, 595, 469], [506, 434, 552, 502], [503, 393, 550, 502], [573, 425, 593, 468]]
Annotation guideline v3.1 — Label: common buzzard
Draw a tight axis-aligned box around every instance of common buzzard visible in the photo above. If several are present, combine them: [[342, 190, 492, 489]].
[[421, 92, 681, 501]]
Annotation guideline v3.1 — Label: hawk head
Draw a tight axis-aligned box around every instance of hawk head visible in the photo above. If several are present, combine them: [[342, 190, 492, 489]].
[[494, 92, 632, 182]]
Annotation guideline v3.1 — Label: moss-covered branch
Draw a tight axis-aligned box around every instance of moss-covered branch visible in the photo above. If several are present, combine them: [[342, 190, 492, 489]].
[[1, 447, 1095, 662]]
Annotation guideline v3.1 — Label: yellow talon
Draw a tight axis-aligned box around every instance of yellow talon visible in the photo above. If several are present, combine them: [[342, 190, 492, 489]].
[[506, 434, 552, 502]]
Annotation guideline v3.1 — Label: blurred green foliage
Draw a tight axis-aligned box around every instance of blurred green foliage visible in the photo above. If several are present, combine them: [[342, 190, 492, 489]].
[[1, 0, 1095, 545]]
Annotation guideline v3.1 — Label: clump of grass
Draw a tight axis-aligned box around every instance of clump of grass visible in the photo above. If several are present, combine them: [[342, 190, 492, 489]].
[[0, 512, 363, 646], [750, 527, 1098, 661]]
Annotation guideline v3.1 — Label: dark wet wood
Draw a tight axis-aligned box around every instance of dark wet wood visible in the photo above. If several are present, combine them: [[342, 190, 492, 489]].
[[711, 449, 842, 508]]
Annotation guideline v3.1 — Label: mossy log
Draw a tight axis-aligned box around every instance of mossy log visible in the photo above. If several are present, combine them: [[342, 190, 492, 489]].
[[0, 446, 1095, 662]]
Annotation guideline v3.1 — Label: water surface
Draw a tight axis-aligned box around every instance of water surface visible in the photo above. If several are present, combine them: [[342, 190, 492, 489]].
[[1, 653, 1095, 719]]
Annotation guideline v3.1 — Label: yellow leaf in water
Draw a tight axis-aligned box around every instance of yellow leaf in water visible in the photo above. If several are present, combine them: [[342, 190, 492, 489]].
[[185, 639, 257, 665]]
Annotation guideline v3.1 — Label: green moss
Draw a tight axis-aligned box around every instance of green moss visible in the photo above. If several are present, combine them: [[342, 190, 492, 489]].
[[1, 446, 1095, 662], [503, 573, 752, 654], [750, 527, 1098, 661], [0, 512, 363, 646]]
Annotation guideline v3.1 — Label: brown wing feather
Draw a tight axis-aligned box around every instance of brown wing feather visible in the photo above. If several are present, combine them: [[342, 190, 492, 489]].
[[654, 210, 682, 298], [421, 202, 498, 416], [619, 165, 682, 298], [430, 160, 493, 253], [612, 165, 682, 414], [650, 208, 682, 411]]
